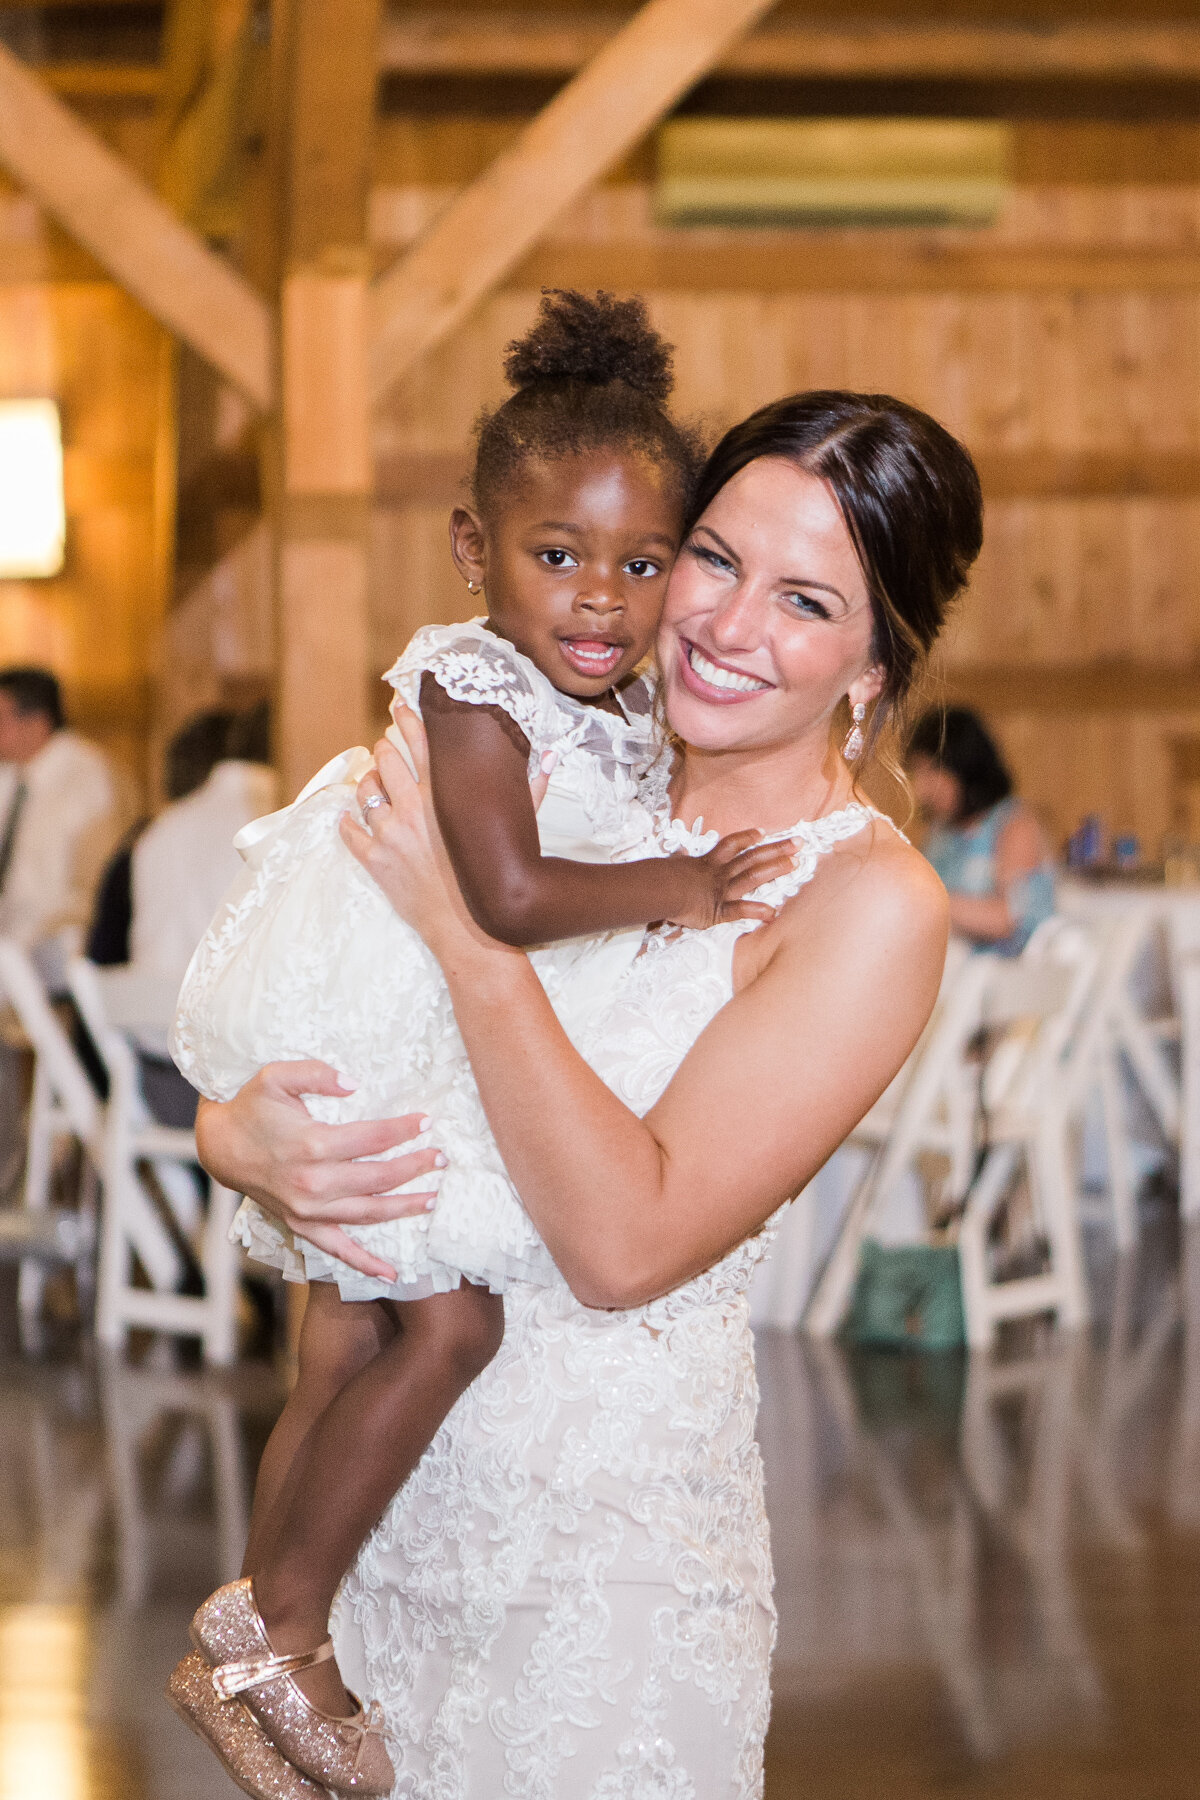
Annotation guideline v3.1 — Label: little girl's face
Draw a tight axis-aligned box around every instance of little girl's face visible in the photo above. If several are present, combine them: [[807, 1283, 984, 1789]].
[[450, 450, 683, 700]]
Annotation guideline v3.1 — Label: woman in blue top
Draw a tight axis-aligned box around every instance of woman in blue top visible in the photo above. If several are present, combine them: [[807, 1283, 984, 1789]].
[[907, 707, 1056, 955]]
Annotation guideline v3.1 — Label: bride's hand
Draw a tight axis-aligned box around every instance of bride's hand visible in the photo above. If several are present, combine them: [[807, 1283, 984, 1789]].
[[194, 1062, 443, 1282], [339, 705, 504, 965]]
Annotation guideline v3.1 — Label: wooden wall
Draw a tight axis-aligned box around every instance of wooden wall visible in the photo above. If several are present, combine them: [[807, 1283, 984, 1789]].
[[369, 116, 1200, 854], [4, 92, 1198, 853], [0, 108, 172, 796]]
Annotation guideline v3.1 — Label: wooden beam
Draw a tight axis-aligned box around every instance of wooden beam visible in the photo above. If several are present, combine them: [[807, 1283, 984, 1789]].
[[374, 447, 1200, 506], [975, 450, 1200, 500], [276, 0, 382, 796], [503, 238, 1200, 294], [0, 43, 274, 406], [379, 14, 1200, 83], [942, 663, 1200, 714], [43, 63, 162, 101], [368, 0, 780, 403]]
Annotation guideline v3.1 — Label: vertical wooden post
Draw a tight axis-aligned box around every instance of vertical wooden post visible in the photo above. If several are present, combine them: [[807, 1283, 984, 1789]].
[[275, 0, 381, 796]]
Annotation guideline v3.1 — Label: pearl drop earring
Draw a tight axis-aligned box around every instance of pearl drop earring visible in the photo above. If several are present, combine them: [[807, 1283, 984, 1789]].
[[842, 701, 866, 763]]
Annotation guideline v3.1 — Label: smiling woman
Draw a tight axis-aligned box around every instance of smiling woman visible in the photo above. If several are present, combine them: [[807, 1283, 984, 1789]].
[[665, 391, 982, 779], [191, 381, 982, 1798]]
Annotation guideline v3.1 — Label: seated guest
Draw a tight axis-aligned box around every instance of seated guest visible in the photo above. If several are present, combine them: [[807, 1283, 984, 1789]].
[[120, 703, 277, 1127], [130, 701, 277, 992], [0, 666, 123, 986], [907, 707, 1056, 955], [86, 710, 235, 967]]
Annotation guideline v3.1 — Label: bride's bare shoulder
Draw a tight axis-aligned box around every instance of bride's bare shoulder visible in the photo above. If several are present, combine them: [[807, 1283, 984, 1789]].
[[778, 812, 947, 961]]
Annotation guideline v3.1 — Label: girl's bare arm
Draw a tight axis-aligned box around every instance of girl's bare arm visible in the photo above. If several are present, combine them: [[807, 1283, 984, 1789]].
[[344, 726, 949, 1310], [420, 674, 792, 944]]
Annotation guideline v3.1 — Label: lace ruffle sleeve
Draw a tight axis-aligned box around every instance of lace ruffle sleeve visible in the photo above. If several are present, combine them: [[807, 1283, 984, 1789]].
[[384, 620, 566, 771]]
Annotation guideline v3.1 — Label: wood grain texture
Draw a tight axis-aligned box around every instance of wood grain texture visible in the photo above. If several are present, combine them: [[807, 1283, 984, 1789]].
[[0, 282, 171, 789], [275, 0, 382, 795], [504, 240, 1200, 294], [380, 14, 1200, 82], [367, 256, 1200, 847], [0, 43, 274, 406], [368, 0, 780, 401]]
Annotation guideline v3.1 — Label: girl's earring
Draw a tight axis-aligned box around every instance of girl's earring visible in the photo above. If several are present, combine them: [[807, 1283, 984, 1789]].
[[842, 700, 866, 763], [466, 579, 481, 595]]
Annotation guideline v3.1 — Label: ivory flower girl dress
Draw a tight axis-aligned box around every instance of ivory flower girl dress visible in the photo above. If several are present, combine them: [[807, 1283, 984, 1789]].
[[171, 618, 658, 1299]]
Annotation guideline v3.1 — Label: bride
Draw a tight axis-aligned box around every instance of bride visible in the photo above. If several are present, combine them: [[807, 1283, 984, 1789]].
[[196, 388, 982, 1797]]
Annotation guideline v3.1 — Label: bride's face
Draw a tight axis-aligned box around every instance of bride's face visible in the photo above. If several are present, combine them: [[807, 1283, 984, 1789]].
[[658, 457, 885, 756]]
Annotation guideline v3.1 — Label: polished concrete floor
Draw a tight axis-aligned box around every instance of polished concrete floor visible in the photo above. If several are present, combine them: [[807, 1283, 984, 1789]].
[[1, 1218, 1198, 1800]]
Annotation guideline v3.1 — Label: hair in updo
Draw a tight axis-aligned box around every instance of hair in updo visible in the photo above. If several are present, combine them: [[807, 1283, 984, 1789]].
[[689, 391, 983, 763], [472, 289, 703, 515]]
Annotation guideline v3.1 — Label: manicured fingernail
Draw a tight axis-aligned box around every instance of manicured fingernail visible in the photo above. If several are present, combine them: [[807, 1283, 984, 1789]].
[[424, 1196, 437, 1211], [338, 1075, 359, 1092], [418, 1114, 433, 1131], [433, 1151, 448, 1169], [540, 750, 558, 774]]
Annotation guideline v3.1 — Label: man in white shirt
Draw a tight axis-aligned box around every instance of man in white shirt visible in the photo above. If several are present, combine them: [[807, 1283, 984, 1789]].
[[124, 705, 277, 1126], [0, 667, 123, 985], [130, 747, 278, 990]]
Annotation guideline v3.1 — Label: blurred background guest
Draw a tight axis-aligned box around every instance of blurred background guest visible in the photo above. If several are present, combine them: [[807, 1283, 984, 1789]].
[[0, 666, 124, 987], [120, 702, 276, 1126], [907, 706, 1056, 955], [129, 701, 275, 994], [86, 708, 236, 968]]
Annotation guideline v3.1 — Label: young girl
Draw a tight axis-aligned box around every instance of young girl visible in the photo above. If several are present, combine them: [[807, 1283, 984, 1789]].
[[167, 292, 793, 1800]]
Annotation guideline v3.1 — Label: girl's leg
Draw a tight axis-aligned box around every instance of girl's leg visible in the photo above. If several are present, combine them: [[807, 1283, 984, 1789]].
[[241, 1283, 396, 1577], [250, 1282, 505, 1715]]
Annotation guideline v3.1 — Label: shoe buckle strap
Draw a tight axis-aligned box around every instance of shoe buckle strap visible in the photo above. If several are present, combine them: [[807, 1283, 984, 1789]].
[[211, 1638, 334, 1702]]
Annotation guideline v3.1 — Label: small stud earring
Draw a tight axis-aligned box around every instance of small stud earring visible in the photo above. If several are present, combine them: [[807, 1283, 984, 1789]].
[[466, 579, 481, 595], [842, 700, 866, 763]]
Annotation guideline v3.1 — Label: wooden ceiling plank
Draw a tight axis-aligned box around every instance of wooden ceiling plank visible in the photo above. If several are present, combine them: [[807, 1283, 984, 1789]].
[[499, 238, 1200, 293], [0, 41, 274, 407], [43, 63, 162, 100], [379, 13, 1200, 83], [368, 0, 780, 402]]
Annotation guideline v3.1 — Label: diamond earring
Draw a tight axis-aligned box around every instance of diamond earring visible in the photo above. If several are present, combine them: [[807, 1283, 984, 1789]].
[[842, 700, 866, 762]]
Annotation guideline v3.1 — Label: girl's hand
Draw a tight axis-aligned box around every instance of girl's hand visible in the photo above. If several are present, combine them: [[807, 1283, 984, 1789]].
[[194, 1062, 443, 1282], [665, 830, 799, 931]]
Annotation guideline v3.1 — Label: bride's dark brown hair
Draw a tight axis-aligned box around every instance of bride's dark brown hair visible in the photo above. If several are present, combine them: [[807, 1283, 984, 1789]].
[[688, 391, 984, 764]]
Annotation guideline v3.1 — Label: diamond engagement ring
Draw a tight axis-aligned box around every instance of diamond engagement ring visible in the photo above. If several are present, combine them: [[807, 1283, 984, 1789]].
[[362, 794, 388, 815]]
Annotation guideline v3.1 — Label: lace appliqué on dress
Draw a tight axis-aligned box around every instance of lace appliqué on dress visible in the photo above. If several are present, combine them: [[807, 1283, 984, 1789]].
[[335, 799, 882, 1798]]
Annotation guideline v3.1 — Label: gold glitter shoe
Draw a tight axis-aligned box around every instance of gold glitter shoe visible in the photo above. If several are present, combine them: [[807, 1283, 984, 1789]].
[[189, 1578, 395, 1798], [166, 1651, 331, 1800]]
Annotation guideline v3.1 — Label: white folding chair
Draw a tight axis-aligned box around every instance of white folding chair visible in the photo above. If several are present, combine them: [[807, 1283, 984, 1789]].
[[807, 924, 1098, 1349], [954, 945, 1094, 1349], [1058, 891, 1182, 1245], [805, 949, 991, 1338], [1164, 900, 1200, 1222], [0, 938, 108, 1328], [68, 958, 240, 1366]]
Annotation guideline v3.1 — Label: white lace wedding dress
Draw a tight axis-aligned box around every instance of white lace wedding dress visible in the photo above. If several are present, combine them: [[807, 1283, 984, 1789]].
[[333, 798, 880, 1800], [171, 618, 657, 1300]]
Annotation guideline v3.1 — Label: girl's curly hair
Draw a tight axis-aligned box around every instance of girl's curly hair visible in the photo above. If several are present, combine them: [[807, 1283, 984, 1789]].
[[472, 289, 703, 514]]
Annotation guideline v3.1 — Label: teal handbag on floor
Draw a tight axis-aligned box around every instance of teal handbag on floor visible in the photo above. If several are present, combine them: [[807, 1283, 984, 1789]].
[[845, 1237, 966, 1351]]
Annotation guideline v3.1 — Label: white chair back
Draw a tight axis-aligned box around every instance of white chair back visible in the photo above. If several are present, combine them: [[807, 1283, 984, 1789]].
[[808, 920, 1098, 1349], [67, 958, 238, 1365], [0, 938, 103, 1326]]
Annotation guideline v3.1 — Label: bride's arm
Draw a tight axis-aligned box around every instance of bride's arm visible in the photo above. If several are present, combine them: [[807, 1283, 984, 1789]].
[[343, 724, 949, 1310]]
